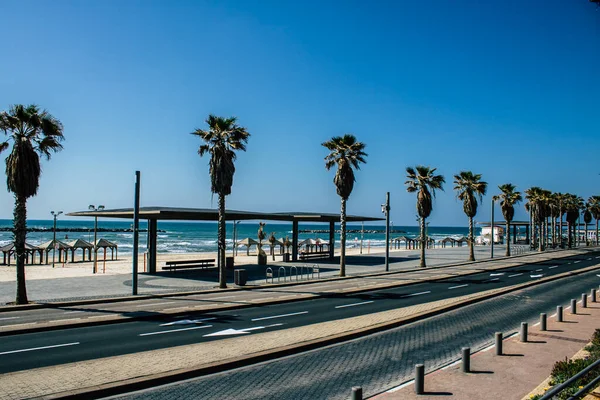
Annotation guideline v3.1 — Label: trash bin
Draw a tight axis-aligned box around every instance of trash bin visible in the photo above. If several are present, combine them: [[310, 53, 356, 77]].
[[234, 269, 247, 286], [283, 253, 290, 262], [226, 256, 234, 269]]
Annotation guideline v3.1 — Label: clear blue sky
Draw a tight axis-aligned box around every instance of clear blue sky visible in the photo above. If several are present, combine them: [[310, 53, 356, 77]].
[[0, 0, 598, 226]]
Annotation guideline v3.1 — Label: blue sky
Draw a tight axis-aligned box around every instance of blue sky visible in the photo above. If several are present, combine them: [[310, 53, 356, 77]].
[[0, 0, 598, 226]]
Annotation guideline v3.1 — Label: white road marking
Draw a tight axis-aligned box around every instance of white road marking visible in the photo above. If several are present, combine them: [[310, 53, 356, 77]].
[[448, 284, 469, 290], [407, 291, 431, 297], [530, 274, 544, 278], [0, 342, 79, 356], [596, 256, 600, 259], [574, 261, 581, 264], [549, 266, 559, 269], [487, 278, 500, 282], [203, 323, 283, 337], [133, 301, 177, 308], [0, 317, 20, 321], [139, 325, 213, 337], [508, 273, 523, 278], [335, 301, 374, 309], [535, 269, 543, 272], [251, 311, 308, 321], [490, 273, 505, 276], [52, 318, 82, 322], [588, 258, 592, 261], [160, 317, 216, 326], [386, 380, 415, 393]]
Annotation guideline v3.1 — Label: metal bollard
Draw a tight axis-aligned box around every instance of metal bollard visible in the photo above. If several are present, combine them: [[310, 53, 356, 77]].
[[495, 332, 503, 356], [540, 313, 547, 331], [592, 289, 597, 303], [557, 305, 563, 322], [520, 322, 528, 342], [415, 364, 425, 395], [461, 347, 471, 372], [351, 386, 363, 400], [571, 299, 577, 314], [582, 293, 587, 308]]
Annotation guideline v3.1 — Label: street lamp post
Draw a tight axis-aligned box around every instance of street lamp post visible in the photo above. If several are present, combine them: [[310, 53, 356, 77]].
[[381, 192, 391, 272], [360, 222, 364, 254], [233, 220, 241, 261], [50, 211, 62, 268], [88, 204, 105, 274], [491, 198, 496, 259]]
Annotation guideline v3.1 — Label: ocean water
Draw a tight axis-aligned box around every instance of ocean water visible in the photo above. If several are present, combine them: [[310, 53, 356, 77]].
[[0, 219, 474, 256]]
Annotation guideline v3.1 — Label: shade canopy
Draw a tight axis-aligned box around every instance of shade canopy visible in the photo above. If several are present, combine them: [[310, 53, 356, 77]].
[[236, 238, 259, 247], [67, 239, 93, 249], [39, 240, 71, 250]]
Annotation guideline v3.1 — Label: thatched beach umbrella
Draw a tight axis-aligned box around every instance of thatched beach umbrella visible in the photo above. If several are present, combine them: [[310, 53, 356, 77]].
[[67, 238, 93, 262], [236, 237, 259, 256], [440, 237, 457, 248], [1, 242, 44, 265], [96, 238, 118, 261], [39, 240, 71, 264]]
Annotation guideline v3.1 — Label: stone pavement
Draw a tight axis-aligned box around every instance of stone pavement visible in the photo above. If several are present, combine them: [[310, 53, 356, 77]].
[[374, 296, 600, 400], [0, 255, 599, 399], [0, 245, 520, 305]]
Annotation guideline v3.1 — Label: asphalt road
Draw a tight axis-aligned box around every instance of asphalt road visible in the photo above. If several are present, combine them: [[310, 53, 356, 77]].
[[1, 251, 598, 374], [113, 259, 600, 400]]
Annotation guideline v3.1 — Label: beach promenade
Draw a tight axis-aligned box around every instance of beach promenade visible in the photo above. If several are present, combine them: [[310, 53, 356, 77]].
[[0, 246, 599, 399]]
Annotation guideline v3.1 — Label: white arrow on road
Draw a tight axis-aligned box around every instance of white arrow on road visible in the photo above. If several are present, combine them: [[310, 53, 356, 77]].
[[203, 323, 283, 337]]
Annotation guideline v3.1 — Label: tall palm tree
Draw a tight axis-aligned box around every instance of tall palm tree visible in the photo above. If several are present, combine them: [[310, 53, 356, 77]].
[[405, 166, 445, 267], [322, 134, 367, 277], [453, 171, 488, 261], [554, 192, 567, 247], [588, 196, 600, 246], [192, 115, 250, 288], [524, 187, 544, 251], [494, 183, 522, 257], [0, 104, 64, 304], [564, 194, 583, 248]]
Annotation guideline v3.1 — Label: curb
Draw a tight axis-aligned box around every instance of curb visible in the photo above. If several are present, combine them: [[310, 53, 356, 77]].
[[0, 249, 594, 337], [39, 260, 600, 400]]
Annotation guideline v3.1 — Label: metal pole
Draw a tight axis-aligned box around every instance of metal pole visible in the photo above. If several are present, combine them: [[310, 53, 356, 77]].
[[540, 313, 547, 331], [360, 222, 363, 254], [414, 364, 424, 394], [592, 288, 597, 303], [385, 192, 390, 272], [461, 347, 470, 373], [571, 299, 577, 314], [557, 305, 563, 322], [132, 171, 140, 295], [520, 322, 528, 342], [491, 199, 494, 258], [495, 332, 503, 355], [93, 216, 98, 274], [52, 214, 57, 268], [582, 293, 587, 308], [351, 386, 363, 400]]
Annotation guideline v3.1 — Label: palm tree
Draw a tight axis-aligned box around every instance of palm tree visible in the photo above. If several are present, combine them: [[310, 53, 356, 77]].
[[322, 134, 367, 277], [524, 187, 544, 251], [588, 196, 600, 246], [453, 171, 488, 261], [494, 184, 522, 257], [192, 115, 250, 288], [405, 166, 445, 267], [564, 194, 583, 248], [554, 192, 567, 247], [0, 104, 64, 304]]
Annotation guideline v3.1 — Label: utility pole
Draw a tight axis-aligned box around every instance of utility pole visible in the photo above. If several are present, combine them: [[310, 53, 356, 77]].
[[88, 204, 105, 273], [382, 192, 390, 272], [132, 171, 140, 295], [491, 198, 495, 259], [50, 211, 62, 267]]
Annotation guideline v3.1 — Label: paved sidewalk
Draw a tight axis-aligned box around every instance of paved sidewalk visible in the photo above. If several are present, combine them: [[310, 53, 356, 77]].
[[374, 299, 600, 400]]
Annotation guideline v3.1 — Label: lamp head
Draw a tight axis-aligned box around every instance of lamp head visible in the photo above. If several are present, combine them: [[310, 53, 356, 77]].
[[88, 205, 95, 211], [98, 205, 105, 211], [381, 204, 386, 214], [51, 211, 55, 216]]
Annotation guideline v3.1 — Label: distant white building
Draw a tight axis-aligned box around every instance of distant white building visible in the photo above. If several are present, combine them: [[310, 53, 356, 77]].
[[477, 226, 504, 245]]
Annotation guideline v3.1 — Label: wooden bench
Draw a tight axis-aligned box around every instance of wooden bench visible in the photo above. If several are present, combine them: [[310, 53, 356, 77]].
[[299, 251, 330, 260], [162, 258, 216, 272]]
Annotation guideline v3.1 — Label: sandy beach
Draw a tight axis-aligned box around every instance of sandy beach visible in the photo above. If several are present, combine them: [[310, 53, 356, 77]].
[[0, 247, 385, 282]]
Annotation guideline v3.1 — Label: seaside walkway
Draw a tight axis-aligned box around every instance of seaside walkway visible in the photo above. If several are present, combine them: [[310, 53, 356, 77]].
[[0, 247, 598, 399]]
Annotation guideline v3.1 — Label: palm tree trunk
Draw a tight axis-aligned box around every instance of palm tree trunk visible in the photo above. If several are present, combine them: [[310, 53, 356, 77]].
[[420, 217, 426, 267], [340, 198, 347, 277], [596, 219, 599, 246], [468, 217, 475, 261], [505, 220, 511, 257], [14, 194, 28, 304], [567, 222, 572, 248], [552, 216, 555, 248], [585, 224, 589, 246], [538, 217, 543, 252], [218, 193, 227, 289], [559, 212, 563, 247]]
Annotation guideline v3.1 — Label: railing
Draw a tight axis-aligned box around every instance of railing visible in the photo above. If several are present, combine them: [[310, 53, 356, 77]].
[[265, 264, 320, 283], [538, 358, 600, 400]]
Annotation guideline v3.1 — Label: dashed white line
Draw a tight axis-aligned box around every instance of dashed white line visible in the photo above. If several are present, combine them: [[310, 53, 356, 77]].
[[448, 284, 469, 290], [133, 301, 177, 308], [490, 273, 505, 276], [0, 342, 79, 356], [139, 325, 213, 337], [335, 301, 374, 309], [549, 265, 559, 269], [574, 261, 581, 264], [486, 278, 500, 282], [535, 269, 543, 272], [407, 291, 431, 297], [0, 317, 20, 321], [508, 273, 523, 278], [251, 311, 308, 321]]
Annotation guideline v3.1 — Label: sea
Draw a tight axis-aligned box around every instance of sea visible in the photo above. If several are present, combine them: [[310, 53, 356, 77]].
[[0, 220, 474, 256]]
